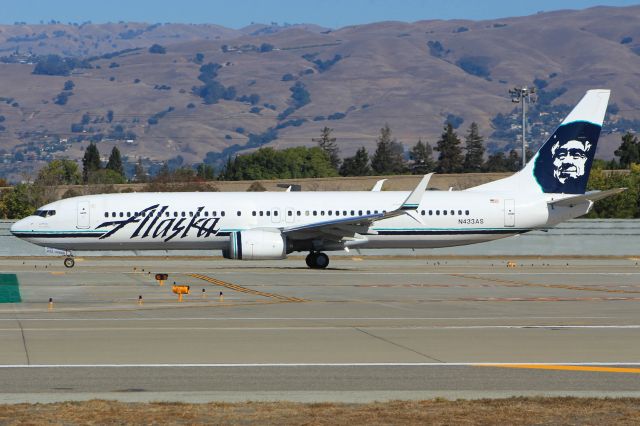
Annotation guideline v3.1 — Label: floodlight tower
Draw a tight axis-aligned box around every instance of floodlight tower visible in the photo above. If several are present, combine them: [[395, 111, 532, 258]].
[[509, 86, 536, 169]]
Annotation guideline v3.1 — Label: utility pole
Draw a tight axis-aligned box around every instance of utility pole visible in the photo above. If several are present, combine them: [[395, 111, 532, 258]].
[[509, 86, 536, 169]]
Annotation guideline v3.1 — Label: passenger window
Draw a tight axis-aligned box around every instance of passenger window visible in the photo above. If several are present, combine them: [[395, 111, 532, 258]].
[[429, 210, 433, 216], [358, 210, 363, 215], [259, 211, 263, 216], [313, 211, 317, 216], [119, 212, 124, 217], [112, 212, 116, 218], [287, 211, 292, 216], [343, 211, 347, 216], [328, 211, 332, 216], [49, 210, 56, 217], [165, 212, 170, 217], [189, 212, 194, 217], [465, 210, 470, 216], [266, 211, 271, 216], [458, 210, 462, 215], [126, 212, 131, 217], [174, 212, 178, 217], [237, 211, 241, 216], [297, 211, 301, 216], [212, 211, 217, 216], [204, 211, 209, 217], [374, 210, 378, 214], [252, 211, 256, 216], [366, 210, 371, 215], [181, 212, 186, 217], [321, 211, 325, 216], [104, 212, 108, 218], [221, 211, 225, 217], [436, 210, 440, 216], [421, 210, 425, 216], [451, 210, 455, 215], [335, 211, 339, 216], [443, 210, 447, 216], [274, 211, 278, 216]]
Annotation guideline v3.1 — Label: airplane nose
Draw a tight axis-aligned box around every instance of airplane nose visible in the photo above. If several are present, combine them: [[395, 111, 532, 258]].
[[10, 219, 27, 236]]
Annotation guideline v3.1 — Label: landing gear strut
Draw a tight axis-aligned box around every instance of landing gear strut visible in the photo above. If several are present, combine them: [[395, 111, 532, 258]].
[[63, 257, 75, 268], [305, 252, 329, 269]]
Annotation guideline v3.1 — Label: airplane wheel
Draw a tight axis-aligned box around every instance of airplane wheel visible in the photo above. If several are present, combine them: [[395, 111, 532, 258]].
[[305, 253, 314, 268], [64, 257, 75, 268], [313, 253, 330, 269]]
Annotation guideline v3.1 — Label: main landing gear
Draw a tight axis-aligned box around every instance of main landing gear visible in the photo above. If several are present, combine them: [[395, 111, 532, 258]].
[[305, 252, 329, 269]]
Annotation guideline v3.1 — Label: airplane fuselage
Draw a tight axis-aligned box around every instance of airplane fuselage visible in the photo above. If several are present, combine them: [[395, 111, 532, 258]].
[[10, 190, 583, 252]]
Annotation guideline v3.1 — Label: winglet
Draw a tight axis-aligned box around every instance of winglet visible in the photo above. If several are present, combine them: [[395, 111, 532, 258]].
[[371, 179, 387, 192], [401, 173, 432, 210]]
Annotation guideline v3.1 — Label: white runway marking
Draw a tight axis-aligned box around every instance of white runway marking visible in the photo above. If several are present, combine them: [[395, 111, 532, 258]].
[[0, 316, 613, 322], [0, 325, 637, 332], [0, 362, 640, 368]]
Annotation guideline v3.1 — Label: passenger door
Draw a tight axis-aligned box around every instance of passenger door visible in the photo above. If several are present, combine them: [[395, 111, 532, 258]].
[[77, 201, 90, 229], [504, 199, 515, 227]]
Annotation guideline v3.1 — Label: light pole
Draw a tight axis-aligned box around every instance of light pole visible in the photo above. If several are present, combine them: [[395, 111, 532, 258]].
[[509, 86, 536, 169]]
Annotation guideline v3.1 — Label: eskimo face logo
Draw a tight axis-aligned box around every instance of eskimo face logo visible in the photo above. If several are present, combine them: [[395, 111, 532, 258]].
[[533, 121, 601, 194], [551, 139, 592, 184]]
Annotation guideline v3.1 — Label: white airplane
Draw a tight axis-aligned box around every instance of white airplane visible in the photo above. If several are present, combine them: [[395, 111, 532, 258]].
[[11, 89, 622, 269]]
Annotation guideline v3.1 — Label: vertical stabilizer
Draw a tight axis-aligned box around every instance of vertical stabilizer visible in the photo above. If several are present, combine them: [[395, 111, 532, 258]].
[[470, 89, 610, 194]]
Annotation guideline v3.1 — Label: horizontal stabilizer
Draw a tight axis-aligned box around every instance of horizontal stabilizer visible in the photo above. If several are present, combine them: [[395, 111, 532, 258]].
[[548, 188, 625, 207]]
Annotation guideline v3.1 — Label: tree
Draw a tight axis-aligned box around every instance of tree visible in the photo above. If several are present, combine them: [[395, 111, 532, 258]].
[[506, 149, 521, 172], [106, 110, 114, 123], [0, 184, 39, 219], [463, 122, 485, 172], [35, 159, 81, 186], [614, 132, 639, 168], [63, 80, 74, 91], [133, 157, 147, 182], [340, 147, 371, 176], [435, 122, 464, 173], [409, 139, 435, 174], [484, 152, 509, 172], [247, 181, 267, 191], [371, 124, 407, 175], [148, 44, 166, 54], [196, 163, 215, 180], [312, 127, 340, 170], [105, 146, 124, 178], [217, 147, 337, 180], [82, 143, 101, 183]]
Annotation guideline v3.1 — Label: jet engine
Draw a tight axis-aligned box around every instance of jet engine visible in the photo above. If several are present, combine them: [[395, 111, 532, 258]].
[[223, 229, 287, 260]]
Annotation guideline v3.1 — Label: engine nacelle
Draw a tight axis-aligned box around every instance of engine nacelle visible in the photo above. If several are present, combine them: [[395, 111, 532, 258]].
[[223, 229, 287, 260]]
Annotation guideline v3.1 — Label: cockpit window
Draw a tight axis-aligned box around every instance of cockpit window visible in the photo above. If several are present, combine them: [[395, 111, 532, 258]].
[[34, 210, 56, 218]]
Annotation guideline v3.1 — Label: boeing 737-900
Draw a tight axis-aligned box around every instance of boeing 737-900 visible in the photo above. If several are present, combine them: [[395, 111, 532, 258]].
[[11, 89, 622, 268]]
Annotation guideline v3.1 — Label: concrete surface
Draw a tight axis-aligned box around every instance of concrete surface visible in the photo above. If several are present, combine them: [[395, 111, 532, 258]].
[[0, 256, 639, 402]]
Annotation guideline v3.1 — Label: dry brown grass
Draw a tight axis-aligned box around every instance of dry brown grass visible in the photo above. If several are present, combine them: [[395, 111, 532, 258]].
[[1, 398, 640, 425]]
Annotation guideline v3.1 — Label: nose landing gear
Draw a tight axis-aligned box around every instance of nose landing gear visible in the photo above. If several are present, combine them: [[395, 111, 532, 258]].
[[63, 250, 75, 268], [305, 252, 329, 269]]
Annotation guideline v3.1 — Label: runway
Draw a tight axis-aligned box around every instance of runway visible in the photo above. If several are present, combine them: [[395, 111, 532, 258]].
[[0, 256, 639, 402]]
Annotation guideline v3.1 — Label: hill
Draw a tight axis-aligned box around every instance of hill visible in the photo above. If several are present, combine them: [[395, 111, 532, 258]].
[[0, 6, 638, 181]]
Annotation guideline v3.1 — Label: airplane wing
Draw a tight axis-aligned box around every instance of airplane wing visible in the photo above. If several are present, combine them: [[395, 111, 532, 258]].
[[548, 188, 626, 207], [371, 179, 387, 191], [282, 174, 432, 240]]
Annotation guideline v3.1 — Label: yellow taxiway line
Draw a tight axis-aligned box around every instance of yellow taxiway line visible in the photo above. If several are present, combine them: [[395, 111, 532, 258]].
[[477, 364, 640, 374]]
